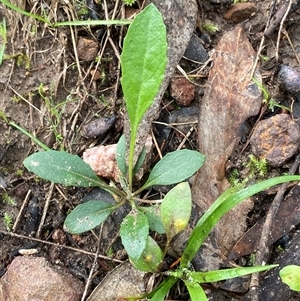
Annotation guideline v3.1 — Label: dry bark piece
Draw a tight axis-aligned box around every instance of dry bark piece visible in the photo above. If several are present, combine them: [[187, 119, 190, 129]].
[[224, 3, 256, 23], [170, 77, 195, 106], [250, 114, 300, 167], [192, 25, 262, 266], [0, 256, 83, 301], [87, 261, 147, 301], [77, 37, 99, 61], [227, 184, 300, 261], [124, 0, 198, 163]]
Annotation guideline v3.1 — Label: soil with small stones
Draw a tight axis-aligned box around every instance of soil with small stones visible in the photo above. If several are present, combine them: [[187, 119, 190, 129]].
[[1, 0, 300, 300]]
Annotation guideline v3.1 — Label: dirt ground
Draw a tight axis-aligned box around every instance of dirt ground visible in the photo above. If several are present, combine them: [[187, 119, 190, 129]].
[[1, 0, 300, 300]]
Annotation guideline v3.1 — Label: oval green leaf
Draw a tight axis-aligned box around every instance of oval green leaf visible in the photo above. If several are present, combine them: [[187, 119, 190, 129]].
[[142, 205, 165, 234], [280, 265, 300, 291], [129, 236, 163, 272], [64, 200, 116, 234], [120, 209, 149, 260], [143, 150, 205, 189], [24, 150, 102, 187], [121, 3, 167, 135], [160, 182, 191, 240]]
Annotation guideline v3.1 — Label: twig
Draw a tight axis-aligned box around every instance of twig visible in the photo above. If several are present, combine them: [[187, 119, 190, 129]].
[[0, 229, 123, 262], [81, 226, 103, 301], [12, 190, 31, 232], [36, 182, 54, 238], [250, 0, 276, 78], [275, 0, 293, 61]]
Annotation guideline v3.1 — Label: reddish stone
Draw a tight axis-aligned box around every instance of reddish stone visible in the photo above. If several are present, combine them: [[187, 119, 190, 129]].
[[0, 256, 83, 301], [250, 114, 300, 167], [170, 77, 195, 106]]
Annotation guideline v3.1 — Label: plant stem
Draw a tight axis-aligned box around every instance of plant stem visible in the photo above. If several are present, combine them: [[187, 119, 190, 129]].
[[128, 132, 136, 191], [10, 121, 50, 151]]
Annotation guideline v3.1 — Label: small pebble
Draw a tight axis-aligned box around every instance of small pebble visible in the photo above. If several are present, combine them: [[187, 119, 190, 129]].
[[170, 77, 195, 107], [250, 114, 300, 167], [81, 115, 116, 138], [278, 64, 300, 95], [77, 37, 99, 62], [184, 34, 209, 63]]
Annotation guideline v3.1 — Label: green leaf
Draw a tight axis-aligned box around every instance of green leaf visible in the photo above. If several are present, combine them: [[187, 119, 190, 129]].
[[142, 150, 205, 189], [141, 205, 165, 234], [149, 277, 178, 301], [64, 200, 116, 234], [280, 265, 300, 291], [188, 265, 278, 283], [160, 182, 191, 240], [184, 281, 207, 301], [181, 175, 300, 268], [133, 147, 146, 175], [120, 3, 167, 186], [116, 134, 127, 174], [129, 236, 163, 272], [120, 209, 149, 260], [121, 3, 167, 138], [24, 150, 103, 187]]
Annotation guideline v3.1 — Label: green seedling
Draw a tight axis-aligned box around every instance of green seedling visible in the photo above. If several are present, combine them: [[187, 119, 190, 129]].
[[246, 154, 268, 178], [280, 265, 300, 291], [202, 23, 218, 33], [0, 17, 7, 65], [3, 212, 13, 231], [2, 193, 17, 206], [19, 4, 300, 300], [146, 175, 300, 300], [38, 83, 65, 148], [23, 4, 204, 273], [122, 0, 137, 6], [252, 77, 291, 112]]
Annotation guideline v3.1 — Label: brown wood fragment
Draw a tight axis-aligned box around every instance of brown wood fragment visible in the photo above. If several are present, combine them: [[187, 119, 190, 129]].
[[192, 25, 262, 257]]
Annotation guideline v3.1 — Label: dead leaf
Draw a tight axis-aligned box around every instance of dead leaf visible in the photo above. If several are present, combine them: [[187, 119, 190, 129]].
[[227, 183, 300, 261], [192, 25, 262, 260]]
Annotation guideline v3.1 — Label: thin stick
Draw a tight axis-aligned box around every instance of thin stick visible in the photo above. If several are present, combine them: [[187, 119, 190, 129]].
[[81, 226, 103, 301], [12, 190, 31, 232], [275, 0, 293, 61], [36, 182, 54, 238], [151, 128, 162, 160], [0, 229, 123, 262]]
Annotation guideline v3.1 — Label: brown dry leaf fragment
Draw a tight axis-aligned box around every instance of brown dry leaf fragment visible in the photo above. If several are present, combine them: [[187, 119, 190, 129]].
[[124, 0, 198, 163], [192, 25, 262, 262], [227, 183, 300, 261]]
